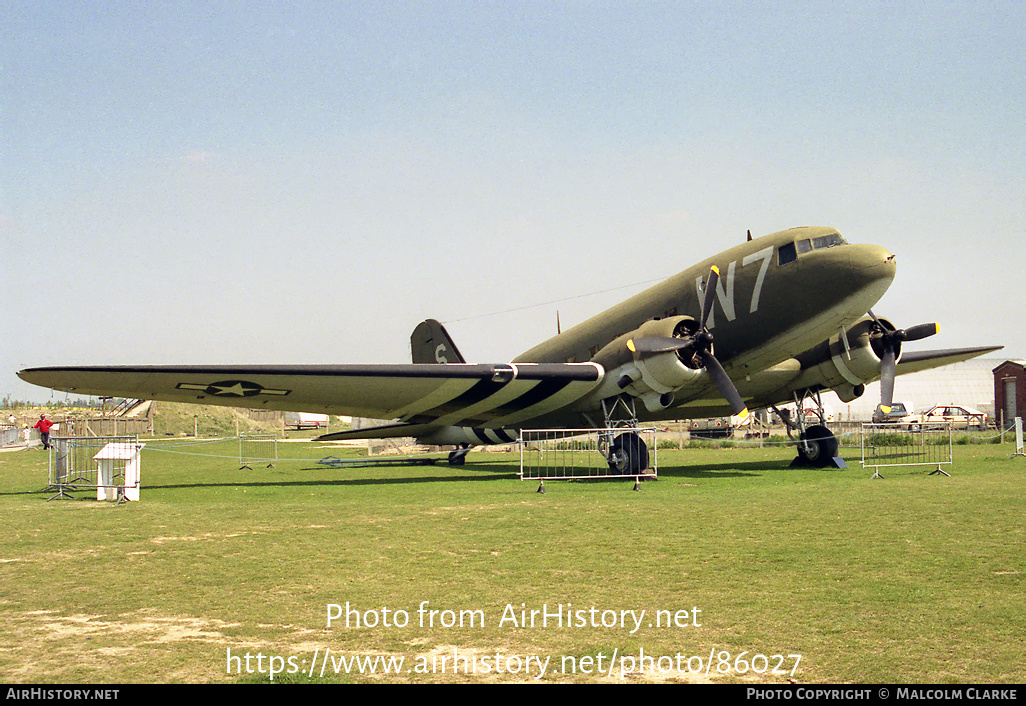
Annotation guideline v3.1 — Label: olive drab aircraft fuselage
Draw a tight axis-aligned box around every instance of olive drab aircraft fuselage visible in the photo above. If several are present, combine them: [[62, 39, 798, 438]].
[[18, 226, 1000, 467]]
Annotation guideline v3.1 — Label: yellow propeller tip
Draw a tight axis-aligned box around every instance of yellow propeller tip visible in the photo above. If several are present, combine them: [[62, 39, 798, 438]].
[[711, 264, 720, 275], [880, 405, 891, 414], [626, 339, 636, 353], [738, 408, 749, 419]]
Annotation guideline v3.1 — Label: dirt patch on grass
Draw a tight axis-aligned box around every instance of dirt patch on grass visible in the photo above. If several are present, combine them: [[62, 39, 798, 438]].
[[1, 608, 260, 682]]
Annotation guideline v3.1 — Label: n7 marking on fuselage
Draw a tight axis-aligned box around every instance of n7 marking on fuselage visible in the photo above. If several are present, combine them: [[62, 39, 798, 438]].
[[697, 246, 774, 328]]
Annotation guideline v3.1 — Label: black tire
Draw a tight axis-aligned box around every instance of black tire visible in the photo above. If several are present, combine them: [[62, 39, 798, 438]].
[[797, 425, 839, 467], [608, 432, 649, 476], [447, 450, 466, 466]]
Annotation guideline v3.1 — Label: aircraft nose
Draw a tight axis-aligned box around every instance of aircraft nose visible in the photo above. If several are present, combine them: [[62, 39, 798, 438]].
[[849, 244, 896, 283]]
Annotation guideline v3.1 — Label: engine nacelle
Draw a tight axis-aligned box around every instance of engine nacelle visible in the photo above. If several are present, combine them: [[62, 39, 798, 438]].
[[790, 316, 893, 395], [591, 316, 704, 407]]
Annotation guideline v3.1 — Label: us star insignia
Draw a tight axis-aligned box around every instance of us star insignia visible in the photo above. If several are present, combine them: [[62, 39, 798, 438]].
[[176, 380, 291, 397]]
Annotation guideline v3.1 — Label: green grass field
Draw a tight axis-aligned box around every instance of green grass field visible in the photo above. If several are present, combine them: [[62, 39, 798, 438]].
[[0, 436, 1022, 684]]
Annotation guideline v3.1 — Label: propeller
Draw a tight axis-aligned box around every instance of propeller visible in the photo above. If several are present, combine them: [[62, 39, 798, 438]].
[[696, 266, 748, 417], [868, 310, 939, 415], [627, 266, 749, 418]]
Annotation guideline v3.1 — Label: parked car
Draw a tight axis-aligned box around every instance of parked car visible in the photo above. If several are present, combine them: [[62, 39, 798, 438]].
[[898, 404, 987, 431], [874, 400, 914, 424]]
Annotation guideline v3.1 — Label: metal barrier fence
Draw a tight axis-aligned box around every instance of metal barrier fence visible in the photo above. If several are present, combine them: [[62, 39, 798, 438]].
[[859, 423, 953, 478], [518, 427, 657, 485], [238, 433, 279, 469], [48, 436, 142, 502], [1, 426, 24, 447]]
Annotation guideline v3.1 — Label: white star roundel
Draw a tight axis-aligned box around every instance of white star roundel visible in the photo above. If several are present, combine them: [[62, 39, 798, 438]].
[[176, 380, 291, 397]]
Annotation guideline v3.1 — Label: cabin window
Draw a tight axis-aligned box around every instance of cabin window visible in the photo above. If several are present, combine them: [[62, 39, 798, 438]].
[[778, 242, 797, 265], [796, 239, 812, 254]]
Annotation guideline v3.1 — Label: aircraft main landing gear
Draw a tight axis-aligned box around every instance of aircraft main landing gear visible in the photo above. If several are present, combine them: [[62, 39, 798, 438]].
[[607, 431, 650, 476], [776, 390, 846, 469], [593, 396, 653, 480], [796, 424, 839, 466]]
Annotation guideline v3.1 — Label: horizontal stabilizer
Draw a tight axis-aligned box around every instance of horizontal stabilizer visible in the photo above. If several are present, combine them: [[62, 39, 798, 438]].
[[316, 422, 437, 441]]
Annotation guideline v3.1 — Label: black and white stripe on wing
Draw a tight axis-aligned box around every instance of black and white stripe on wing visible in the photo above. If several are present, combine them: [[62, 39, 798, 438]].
[[401, 363, 603, 429]]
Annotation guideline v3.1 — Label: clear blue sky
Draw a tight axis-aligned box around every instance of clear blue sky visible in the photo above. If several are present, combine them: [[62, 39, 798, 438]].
[[3, 1, 1023, 402]]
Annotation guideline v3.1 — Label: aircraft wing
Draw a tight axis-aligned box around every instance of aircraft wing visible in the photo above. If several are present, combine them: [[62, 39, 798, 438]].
[[16, 363, 604, 429], [894, 346, 1003, 375]]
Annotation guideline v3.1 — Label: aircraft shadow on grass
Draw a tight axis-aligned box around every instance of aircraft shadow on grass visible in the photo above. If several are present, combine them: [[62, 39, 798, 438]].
[[9, 458, 825, 497]]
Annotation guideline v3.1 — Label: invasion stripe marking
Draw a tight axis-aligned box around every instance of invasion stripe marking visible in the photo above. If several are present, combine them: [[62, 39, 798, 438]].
[[492, 428, 517, 443], [404, 379, 547, 427], [413, 376, 514, 420], [390, 378, 482, 421], [469, 427, 518, 444], [432, 384, 536, 426], [486, 380, 601, 428], [465, 378, 574, 424]]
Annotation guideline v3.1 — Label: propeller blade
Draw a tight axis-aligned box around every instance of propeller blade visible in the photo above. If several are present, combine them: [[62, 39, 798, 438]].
[[700, 265, 719, 329], [878, 346, 896, 413], [901, 322, 939, 342], [627, 337, 693, 355], [700, 350, 748, 417]]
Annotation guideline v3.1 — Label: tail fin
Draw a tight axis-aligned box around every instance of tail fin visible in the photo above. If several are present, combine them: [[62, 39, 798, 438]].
[[411, 319, 466, 364]]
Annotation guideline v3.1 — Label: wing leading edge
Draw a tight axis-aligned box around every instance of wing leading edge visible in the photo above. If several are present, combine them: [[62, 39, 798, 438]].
[[16, 363, 604, 431]]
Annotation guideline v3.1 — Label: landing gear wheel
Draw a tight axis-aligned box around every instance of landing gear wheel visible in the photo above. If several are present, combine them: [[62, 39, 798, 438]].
[[608, 432, 649, 476], [797, 425, 839, 467], [448, 445, 470, 466]]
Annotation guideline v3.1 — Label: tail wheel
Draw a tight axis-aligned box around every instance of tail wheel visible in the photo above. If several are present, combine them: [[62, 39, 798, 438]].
[[797, 425, 839, 467], [608, 432, 649, 475], [448, 445, 470, 466]]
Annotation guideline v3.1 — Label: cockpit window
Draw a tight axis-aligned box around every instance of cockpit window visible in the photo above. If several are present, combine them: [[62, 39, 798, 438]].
[[778, 242, 797, 265], [779, 232, 847, 265], [812, 233, 846, 249]]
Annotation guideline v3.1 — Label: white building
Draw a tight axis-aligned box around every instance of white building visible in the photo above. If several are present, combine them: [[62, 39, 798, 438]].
[[826, 358, 1001, 422]]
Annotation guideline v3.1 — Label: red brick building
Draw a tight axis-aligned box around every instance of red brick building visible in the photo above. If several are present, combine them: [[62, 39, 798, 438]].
[[993, 360, 1026, 428]]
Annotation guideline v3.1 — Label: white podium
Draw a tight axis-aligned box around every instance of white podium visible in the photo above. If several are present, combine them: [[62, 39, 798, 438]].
[[93, 442, 145, 502]]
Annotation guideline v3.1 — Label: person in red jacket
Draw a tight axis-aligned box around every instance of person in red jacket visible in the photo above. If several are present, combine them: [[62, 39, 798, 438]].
[[33, 414, 54, 450]]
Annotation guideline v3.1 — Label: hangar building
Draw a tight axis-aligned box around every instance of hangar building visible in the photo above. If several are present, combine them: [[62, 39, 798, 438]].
[[826, 358, 1004, 424]]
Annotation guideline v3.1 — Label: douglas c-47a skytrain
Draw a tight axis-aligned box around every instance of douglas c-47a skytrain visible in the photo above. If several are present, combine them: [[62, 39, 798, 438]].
[[18, 226, 1000, 471]]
